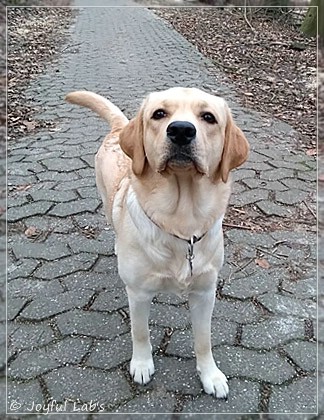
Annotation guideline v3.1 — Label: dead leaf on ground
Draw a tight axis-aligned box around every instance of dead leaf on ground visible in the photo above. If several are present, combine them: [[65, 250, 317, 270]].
[[306, 148, 317, 156], [24, 226, 39, 238], [15, 184, 31, 192], [255, 258, 270, 269]]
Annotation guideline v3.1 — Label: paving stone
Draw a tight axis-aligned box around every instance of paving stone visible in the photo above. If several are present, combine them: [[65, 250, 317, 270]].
[[72, 212, 107, 231], [63, 269, 123, 292], [8, 321, 55, 352], [116, 389, 176, 413], [8, 161, 45, 176], [282, 278, 317, 299], [90, 289, 128, 312], [268, 375, 317, 413], [232, 169, 255, 181], [215, 345, 296, 384], [230, 188, 268, 206], [7, 259, 40, 281], [298, 171, 316, 181], [30, 189, 78, 203], [34, 252, 98, 280], [42, 157, 87, 172], [37, 170, 79, 182], [86, 334, 130, 371], [96, 226, 116, 242], [44, 365, 132, 407], [19, 289, 93, 320], [269, 160, 312, 171], [225, 229, 277, 247], [81, 154, 95, 168], [242, 178, 288, 191], [270, 230, 316, 245], [283, 341, 317, 372], [7, 195, 29, 207], [23, 151, 65, 162], [7, 379, 44, 413], [222, 272, 278, 299], [7, 297, 29, 321], [68, 234, 114, 256], [181, 378, 259, 413], [241, 161, 273, 171], [256, 200, 293, 216], [166, 319, 237, 358], [24, 215, 75, 233], [8, 278, 64, 300], [260, 168, 295, 181], [248, 150, 271, 162], [155, 293, 188, 305], [93, 255, 126, 274], [87, 329, 163, 370], [281, 178, 315, 192], [8, 154, 25, 163], [56, 309, 129, 338], [77, 186, 99, 199], [54, 177, 96, 190], [8, 336, 92, 379], [257, 293, 317, 319], [11, 242, 71, 261], [49, 198, 100, 217], [149, 302, 191, 329], [7, 201, 54, 222], [8, 174, 37, 186], [241, 316, 305, 349], [153, 356, 202, 395], [212, 299, 261, 324], [275, 189, 309, 205], [77, 167, 95, 178]]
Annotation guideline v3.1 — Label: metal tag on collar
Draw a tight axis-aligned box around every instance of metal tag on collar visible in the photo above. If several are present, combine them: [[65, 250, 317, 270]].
[[186, 236, 196, 276]]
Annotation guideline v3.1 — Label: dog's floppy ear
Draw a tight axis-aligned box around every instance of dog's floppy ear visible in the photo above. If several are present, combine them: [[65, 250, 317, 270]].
[[214, 108, 249, 183], [119, 108, 146, 176]]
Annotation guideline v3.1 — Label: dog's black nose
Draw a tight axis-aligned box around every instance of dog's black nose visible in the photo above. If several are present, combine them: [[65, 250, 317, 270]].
[[166, 121, 196, 146]]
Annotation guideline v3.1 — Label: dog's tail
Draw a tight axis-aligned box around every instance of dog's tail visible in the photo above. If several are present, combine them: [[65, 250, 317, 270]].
[[65, 91, 129, 134]]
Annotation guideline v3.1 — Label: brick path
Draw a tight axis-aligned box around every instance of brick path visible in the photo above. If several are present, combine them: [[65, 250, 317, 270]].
[[6, 5, 319, 416]]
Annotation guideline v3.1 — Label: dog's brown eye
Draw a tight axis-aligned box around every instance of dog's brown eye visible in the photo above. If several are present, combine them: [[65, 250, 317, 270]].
[[152, 109, 167, 120], [202, 112, 217, 124]]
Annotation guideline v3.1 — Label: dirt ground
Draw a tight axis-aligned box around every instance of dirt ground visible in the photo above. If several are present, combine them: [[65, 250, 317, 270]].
[[153, 7, 317, 152]]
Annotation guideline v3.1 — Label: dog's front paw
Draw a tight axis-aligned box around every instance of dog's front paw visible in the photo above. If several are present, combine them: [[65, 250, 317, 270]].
[[130, 357, 155, 385], [199, 367, 229, 399]]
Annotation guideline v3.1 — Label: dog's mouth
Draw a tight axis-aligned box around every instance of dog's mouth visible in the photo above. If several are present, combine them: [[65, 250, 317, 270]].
[[158, 149, 205, 175]]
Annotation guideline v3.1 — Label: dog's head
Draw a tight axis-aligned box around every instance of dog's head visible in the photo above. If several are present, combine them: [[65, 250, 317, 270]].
[[119, 87, 249, 183]]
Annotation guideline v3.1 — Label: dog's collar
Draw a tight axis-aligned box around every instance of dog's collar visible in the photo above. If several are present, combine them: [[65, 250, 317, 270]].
[[143, 212, 207, 277], [143, 209, 207, 245]]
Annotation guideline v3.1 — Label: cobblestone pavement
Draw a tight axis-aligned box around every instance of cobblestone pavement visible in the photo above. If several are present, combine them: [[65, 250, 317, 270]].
[[6, 5, 319, 417]]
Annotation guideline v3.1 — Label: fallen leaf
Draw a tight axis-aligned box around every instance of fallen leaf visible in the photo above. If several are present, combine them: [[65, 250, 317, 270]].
[[15, 184, 31, 192], [306, 148, 317, 156], [24, 226, 38, 238], [255, 258, 270, 269]]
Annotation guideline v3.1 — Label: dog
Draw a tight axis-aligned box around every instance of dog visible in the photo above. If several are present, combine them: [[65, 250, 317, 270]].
[[65, 87, 249, 398]]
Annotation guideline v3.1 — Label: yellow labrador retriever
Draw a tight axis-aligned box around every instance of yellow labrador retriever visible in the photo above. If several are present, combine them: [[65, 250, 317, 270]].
[[65, 87, 249, 398]]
